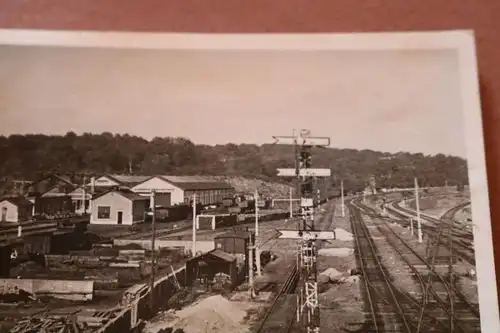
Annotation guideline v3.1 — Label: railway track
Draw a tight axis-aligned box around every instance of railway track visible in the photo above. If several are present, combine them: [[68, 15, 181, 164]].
[[254, 200, 336, 333], [386, 202, 476, 265], [352, 199, 481, 332], [349, 200, 415, 332]]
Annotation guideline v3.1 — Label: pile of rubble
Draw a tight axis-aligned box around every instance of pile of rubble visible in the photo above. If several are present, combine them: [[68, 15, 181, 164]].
[[145, 295, 248, 333]]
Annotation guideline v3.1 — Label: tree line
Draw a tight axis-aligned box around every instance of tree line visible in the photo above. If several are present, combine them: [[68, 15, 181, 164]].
[[0, 132, 468, 195]]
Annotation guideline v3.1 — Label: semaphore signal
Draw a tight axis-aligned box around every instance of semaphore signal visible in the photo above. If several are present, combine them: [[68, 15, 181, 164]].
[[272, 129, 334, 333]]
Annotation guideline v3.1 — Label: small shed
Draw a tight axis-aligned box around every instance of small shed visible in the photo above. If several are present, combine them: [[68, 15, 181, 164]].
[[185, 249, 238, 290], [90, 190, 149, 225], [214, 229, 254, 256], [0, 197, 34, 223]]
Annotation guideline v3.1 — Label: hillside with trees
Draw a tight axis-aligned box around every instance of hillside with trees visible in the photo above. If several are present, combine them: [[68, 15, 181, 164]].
[[0, 132, 468, 195]]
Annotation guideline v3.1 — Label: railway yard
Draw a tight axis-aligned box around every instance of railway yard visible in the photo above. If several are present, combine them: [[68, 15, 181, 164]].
[[0, 186, 481, 333]]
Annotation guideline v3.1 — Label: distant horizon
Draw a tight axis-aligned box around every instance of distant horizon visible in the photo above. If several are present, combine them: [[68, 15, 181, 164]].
[[0, 45, 466, 158], [0, 130, 466, 159]]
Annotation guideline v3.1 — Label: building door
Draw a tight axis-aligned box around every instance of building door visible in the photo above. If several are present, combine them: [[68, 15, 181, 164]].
[[117, 211, 123, 225], [1, 208, 6, 222]]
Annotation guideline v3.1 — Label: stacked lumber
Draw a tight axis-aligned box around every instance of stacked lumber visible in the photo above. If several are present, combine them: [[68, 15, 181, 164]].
[[9, 316, 94, 333]]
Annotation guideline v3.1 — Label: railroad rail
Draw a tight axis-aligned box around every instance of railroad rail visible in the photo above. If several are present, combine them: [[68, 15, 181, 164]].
[[349, 200, 414, 332], [254, 200, 336, 333], [386, 202, 475, 265], [352, 199, 481, 332]]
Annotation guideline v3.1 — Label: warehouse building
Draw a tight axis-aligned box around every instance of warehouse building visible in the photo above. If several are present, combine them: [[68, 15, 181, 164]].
[[90, 190, 149, 225], [131, 175, 234, 206], [0, 197, 34, 223]]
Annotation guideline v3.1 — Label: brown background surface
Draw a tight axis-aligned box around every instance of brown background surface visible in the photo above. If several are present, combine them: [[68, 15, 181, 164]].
[[0, 0, 498, 301]]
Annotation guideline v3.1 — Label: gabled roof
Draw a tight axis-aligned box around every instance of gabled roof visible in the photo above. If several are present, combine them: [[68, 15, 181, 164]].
[[92, 189, 149, 202], [26, 174, 77, 196], [0, 197, 34, 207], [210, 249, 237, 262], [31, 174, 76, 187], [105, 174, 150, 186], [156, 175, 234, 191], [69, 185, 107, 196], [190, 249, 236, 263]]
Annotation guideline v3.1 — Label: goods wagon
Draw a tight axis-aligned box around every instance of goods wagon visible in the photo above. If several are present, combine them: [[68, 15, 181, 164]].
[[144, 206, 169, 222], [215, 214, 238, 228]]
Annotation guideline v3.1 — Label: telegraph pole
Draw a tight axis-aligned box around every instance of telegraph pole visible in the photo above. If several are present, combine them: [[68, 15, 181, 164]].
[[149, 189, 156, 313], [254, 190, 259, 237], [273, 129, 335, 333], [254, 190, 261, 276], [82, 175, 87, 215], [414, 177, 423, 243], [340, 179, 345, 217], [192, 193, 197, 257]]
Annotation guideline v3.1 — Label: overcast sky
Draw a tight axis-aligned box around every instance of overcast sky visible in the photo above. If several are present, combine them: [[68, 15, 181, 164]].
[[0, 45, 466, 157]]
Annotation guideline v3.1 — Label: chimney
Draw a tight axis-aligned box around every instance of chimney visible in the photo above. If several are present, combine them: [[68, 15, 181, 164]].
[[91, 177, 95, 193]]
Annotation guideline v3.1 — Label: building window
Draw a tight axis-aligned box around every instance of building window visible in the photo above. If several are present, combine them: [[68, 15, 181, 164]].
[[97, 206, 111, 219]]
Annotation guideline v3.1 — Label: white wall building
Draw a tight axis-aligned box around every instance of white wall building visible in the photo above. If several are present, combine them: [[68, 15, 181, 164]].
[[131, 175, 234, 206], [0, 197, 34, 223], [90, 190, 149, 225]]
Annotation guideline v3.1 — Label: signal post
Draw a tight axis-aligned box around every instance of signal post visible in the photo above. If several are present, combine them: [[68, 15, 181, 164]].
[[273, 130, 335, 333]]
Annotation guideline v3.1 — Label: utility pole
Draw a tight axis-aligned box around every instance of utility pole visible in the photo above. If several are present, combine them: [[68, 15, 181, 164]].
[[340, 179, 345, 217], [254, 190, 259, 237], [149, 189, 156, 313], [248, 241, 255, 297], [192, 193, 197, 257], [290, 187, 293, 218], [414, 177, 423, 243], [273, 129, 334, 333], [254, 190, 261, 276], [82, 175, 88, 215]]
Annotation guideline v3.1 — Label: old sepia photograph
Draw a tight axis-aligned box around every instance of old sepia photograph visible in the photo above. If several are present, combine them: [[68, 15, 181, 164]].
[[0, 30, 497, 333]]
